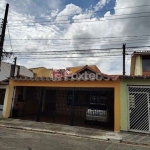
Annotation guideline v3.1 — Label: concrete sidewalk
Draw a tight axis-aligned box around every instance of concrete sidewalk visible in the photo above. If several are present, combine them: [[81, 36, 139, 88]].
[[0, 119, 150, 146]]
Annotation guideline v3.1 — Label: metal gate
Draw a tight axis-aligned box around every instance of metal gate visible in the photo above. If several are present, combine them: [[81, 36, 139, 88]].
[[128, 86, 150, 133]]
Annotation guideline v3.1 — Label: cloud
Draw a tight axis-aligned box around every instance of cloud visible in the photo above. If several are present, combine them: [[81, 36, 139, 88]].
[[56, 3, 82, 21], [94, 0, 110, 11], [1, 0, 150, 74]]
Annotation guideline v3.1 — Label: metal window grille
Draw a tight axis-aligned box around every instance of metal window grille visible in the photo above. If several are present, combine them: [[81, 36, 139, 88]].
[[128, 86, 150, 133]]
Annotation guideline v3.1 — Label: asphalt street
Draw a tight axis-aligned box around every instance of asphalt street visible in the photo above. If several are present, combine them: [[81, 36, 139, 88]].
[[0, 127, 150, 150]]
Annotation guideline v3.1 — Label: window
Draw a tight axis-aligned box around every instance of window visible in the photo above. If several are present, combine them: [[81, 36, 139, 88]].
[[142, 56, 150, 72]]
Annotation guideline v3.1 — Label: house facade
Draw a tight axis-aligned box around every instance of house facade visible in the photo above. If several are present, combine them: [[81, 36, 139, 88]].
[[130, 51, 150, 75], [0, 62, 33, 118], [0, 81, 9, 118], [3, 66, 120, 132], [0, 61, 33, 81], [30, 67, 53, 78], [120, 51, 150, 133], [120, 76, 150, 133]]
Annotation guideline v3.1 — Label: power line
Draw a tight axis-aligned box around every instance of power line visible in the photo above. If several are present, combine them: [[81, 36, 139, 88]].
[[8, 14, 150, 27], [5, 46, 150, 56], [9, 11, 150, 24], [7, 25, 13, 52], [3, 41, 149, 49], [4, 34, 150, 41], [14, 52, 123, 56], [13, 54, 122, 59], [6, 48, 122, 53], [4, 45, 150, 53]]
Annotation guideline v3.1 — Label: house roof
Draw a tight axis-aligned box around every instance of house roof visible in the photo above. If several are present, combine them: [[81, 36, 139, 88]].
[[75, 65, 100, 74], [120, 75, 150, 79], [132, 51, 150, 56], [30, 67, 46, 70], [66, 65, 101, 73], [0, 79, 9, 85]]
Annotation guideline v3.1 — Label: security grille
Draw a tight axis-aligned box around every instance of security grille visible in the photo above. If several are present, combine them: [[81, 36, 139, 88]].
[[128, 86, 150, 132]]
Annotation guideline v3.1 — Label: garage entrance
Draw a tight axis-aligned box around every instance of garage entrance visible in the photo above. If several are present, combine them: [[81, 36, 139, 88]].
[[11, 87, 114, 130]]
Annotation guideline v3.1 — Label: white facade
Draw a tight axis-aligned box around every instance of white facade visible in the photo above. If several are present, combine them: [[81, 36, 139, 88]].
[[134, 56, 142, 75], [0, 85, 9, 118], [0, 62, 33, 81]]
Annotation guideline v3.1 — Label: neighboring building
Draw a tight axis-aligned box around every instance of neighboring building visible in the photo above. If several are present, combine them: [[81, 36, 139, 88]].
[[30, 67, 53, 78], [0, 80, 9, 118], [0, 62, 33, 118], [120, 76, 150, 133], [0, 62, 33, 81], [130, 51, 150, 75], [53, 69, 69, 78], [66, 65, 101, 74], [4, 65, 120, 132], [120, 51, 150, 133]]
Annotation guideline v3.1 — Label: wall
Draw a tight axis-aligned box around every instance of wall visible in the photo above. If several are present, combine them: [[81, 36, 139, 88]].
[[5, 79, 120, 132], [30, 67, 53, 78], [0, 62, 33, 81], [120, 78, 150, 131], [0, 85, 9, 118], [135, 56, 142, 75]]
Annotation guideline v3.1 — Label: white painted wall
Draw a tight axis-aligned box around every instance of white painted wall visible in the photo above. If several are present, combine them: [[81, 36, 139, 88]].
[[0, 62, 33, 81], [0, 85, 9, 118], [134, 56, 142, 75]]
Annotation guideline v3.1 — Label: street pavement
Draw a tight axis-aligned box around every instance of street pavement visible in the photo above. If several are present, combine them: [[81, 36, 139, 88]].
[[0, 127, 150, 150], [0, 119, 150, 147]]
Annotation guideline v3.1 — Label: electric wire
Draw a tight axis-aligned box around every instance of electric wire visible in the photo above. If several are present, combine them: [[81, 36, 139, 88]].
[[8, 14, 150, 27], [9, 11, 150, 24]]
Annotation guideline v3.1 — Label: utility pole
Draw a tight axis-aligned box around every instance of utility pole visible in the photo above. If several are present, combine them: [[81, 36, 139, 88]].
[[123, 44, 126, 75], [10, 57, 17, 78], [0, 3, 9, 71], [13, 57, 17, 77]]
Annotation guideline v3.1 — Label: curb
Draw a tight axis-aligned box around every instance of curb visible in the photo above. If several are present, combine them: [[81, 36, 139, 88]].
[[0, 124, 150, 147], [0, 124, 120, 141]]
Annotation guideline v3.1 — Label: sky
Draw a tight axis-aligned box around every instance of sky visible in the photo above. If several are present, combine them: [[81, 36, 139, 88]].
[[0, 0, 150, 75]]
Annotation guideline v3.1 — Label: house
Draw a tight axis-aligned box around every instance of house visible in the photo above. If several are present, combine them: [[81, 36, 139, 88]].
[[120, 51, 150, 133], [66, 65, 101, 74], [0, 79, 9, 118], [30, 67, 53, 78], [0, 62, 33, 118], [0, 62, 33, 81], [130, 51, 150, 75], [53, 69, 69, 78], [3, 65, 120, 132]]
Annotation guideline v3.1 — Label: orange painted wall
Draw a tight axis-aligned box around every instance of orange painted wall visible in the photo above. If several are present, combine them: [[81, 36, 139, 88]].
[[5, 79, 120, 131]]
